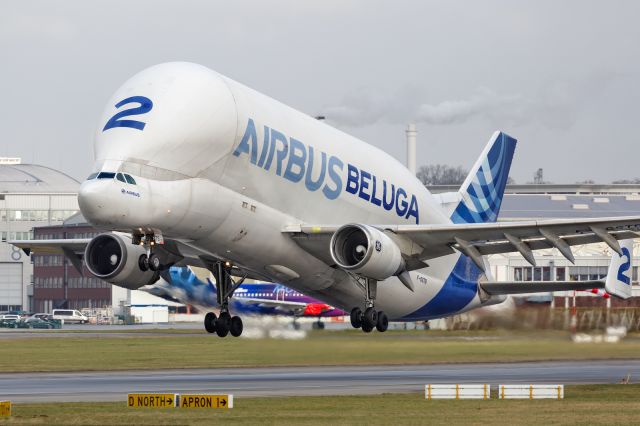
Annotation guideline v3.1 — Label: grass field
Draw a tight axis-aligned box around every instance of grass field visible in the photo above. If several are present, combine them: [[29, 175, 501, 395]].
[[2, 385, 639, 425], [0, 330, 638, 372]]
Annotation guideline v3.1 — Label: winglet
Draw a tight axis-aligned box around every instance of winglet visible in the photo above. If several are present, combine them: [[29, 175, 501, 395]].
[[605, 239, 634, 299]]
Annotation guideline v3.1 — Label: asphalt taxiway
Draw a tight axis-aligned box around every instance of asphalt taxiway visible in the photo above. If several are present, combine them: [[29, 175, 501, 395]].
[[1, 360, 638, 402]]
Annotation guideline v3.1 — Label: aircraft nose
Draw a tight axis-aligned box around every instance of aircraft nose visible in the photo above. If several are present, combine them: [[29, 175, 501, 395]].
[[78, 180, 113, 225]]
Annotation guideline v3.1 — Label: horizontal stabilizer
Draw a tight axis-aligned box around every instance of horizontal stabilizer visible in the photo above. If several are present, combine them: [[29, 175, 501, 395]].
[[481, 280, 604, 295], [605, 239, 634, 299]]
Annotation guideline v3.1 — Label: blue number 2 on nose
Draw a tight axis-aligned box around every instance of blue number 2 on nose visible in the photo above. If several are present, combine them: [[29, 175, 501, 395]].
[[103, 96, 153, 131]]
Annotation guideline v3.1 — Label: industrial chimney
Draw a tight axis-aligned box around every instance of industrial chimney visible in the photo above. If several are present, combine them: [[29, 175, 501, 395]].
[[406, 124, 417, 175]]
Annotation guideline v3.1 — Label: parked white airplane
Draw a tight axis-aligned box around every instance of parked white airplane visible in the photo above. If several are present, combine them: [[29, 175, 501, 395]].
[[13, 62, 638, 337]]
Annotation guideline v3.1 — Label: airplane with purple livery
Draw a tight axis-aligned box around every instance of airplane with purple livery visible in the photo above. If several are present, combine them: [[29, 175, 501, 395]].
[[145, 266, 345, 329]]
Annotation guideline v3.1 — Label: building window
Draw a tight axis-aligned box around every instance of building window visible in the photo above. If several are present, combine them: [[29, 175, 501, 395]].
[[568, 266, 607, 281], [514, 266, 553, 281]]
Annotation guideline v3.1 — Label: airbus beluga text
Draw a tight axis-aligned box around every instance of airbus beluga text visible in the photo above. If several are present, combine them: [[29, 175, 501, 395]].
[[14, 62, 639, 337]]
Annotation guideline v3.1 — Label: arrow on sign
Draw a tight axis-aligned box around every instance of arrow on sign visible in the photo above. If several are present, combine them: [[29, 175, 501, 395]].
[[220, 398, 226, 407]]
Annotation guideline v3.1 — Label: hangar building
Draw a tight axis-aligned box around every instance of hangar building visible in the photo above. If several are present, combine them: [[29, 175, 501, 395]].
[[0, 159, 79, 312]]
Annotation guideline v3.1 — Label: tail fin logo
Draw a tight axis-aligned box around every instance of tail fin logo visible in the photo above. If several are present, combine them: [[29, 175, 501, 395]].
[[451, 132, 517, 224]]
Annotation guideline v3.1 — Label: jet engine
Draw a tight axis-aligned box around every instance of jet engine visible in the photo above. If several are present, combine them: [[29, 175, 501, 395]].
[[84, 233, 158, 289], [330, 224, 404, 280]]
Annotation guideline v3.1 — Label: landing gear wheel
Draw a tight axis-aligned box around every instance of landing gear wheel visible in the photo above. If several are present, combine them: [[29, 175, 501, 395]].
[[148, 253, 162, 271], [350, 307, 362, 329], [376, 311, 389, 332], [363, 307, 378, 329], [361, 322, 374, 333], [216, 312, 231, 337], [229, 316, 243, 337], [204, 312, 217, 333], [138, 254, 149, 272]]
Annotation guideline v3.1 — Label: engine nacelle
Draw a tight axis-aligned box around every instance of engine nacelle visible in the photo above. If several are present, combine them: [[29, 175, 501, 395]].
[[330, 224, 404, 280], [84, 233, 158, 289]]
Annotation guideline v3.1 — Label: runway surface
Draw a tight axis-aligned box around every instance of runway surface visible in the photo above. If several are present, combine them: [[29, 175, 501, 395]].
[[1, 360, 638, 402]]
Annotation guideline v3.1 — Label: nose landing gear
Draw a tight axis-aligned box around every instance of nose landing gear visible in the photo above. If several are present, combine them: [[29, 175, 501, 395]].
[[349, 278, 389, 333], [135, 232, 166, 272]]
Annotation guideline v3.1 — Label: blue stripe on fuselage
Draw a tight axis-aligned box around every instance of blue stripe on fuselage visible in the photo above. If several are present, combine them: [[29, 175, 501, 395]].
[[400, 255, 482, 321]]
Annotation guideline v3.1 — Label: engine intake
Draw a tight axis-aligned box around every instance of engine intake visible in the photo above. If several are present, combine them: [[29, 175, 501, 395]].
[[84, 233, 158, 289], [330, 224, 404, 280]]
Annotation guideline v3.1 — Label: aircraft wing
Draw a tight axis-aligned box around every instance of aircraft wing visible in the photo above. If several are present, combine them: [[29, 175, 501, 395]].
[[11, 239, 91, 256], [10, 236, 271, 281], [286, 215, 640, 270], [11, 238, 92, 272], [480, 280, 604, 295]]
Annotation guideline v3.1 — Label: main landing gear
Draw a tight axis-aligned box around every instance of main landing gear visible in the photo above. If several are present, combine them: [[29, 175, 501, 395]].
[[202, 261, 244, 338], [349, 278, 389, 333]]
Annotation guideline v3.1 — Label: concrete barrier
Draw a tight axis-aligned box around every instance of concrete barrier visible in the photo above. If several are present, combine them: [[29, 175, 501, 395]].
[[425, 384, 490, 400], [499, 384, 564, 399]]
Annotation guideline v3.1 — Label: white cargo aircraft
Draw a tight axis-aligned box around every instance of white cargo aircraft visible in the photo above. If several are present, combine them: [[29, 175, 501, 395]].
[[14, 62, 638, 337]]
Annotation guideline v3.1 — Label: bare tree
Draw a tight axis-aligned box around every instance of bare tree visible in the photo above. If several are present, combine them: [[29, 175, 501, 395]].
[[417, 164, 467, 185]]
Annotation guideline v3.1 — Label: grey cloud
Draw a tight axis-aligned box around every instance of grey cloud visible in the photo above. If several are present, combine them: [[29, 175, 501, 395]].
[[415, 88, 524, 126], [323, 86, 570, 129]]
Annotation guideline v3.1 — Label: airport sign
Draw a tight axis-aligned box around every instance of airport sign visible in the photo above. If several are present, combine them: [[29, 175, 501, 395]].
[[179, 394, 234, 409], [127, 393, 177, 408], [0, 401, 10, 417]]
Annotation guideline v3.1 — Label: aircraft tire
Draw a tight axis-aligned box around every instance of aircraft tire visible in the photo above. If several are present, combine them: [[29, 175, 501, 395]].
[[148, 253, 162, 271], [350, 308, 362, 328], [363, 307, 378, 329], [376, 311, 389, 332], [230, 316, 243, 337], [216, 312, 231, 337], [361, 322, 374, 333], [204, 312, 217, 333], [138, 254, 149, 272]]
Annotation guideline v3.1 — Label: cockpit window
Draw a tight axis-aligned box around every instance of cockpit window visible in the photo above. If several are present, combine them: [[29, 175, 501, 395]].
[[124, 174, 136, 185], [116, 173, 126, 183], [87, 173, 98, 180], [97, 172, 116, 179]]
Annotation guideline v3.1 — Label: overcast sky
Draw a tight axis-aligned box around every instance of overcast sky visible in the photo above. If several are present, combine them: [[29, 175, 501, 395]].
[[1, 1, 639, 183]]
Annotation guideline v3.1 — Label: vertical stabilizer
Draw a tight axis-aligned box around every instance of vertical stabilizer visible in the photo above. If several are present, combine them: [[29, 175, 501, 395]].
[[450, 131, 517, 224]]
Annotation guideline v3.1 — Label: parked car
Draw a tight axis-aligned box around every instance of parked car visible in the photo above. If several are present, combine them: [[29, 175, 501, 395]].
[[31, 313, 54, 321], [16, 317, 62, 329], [8, 311, 31, 319], [0, 314, 20, 321], [0, 318, 18, 328], [52, 309, 89, 324]]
